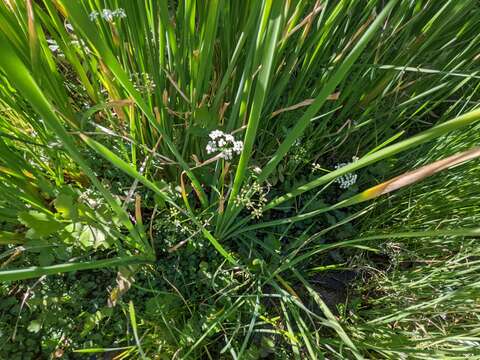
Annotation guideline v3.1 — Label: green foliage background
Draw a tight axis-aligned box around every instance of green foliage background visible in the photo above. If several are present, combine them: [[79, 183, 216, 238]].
[[0, 0, 479, 358]]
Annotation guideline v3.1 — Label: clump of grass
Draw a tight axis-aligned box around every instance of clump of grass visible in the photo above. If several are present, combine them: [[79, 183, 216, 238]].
[[0, 0, 479, 358], [344, 126, 480, 358]]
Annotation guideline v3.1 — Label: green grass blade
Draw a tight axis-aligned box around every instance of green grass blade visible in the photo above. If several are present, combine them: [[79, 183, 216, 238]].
[[60, 0, 208, 207], [0, 31, 147, 250], [267, 107, 480, 210], [257, 0, 399, 184], [0, 256, 152, 282], [227, 0, 284, 204], [128, 301, 147, 360]]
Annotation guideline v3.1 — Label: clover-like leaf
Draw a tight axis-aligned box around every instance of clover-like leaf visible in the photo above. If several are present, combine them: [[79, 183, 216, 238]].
[[54, 191, 78, 220]]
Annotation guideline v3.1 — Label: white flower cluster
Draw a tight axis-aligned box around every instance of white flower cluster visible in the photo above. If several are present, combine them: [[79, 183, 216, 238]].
[[290, 138, 308, 164], [335, 156, 359, 189], [89, 8, 126, 22], [46, 37, 90, 56], [46, 23, 91, 55], [65, 23, 74, 32], [168, 208, 187, 233], [206, 130, 243, 160]]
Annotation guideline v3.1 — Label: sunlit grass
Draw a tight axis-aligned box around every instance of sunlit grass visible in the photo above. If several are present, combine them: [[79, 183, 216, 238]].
[[0, 0, 479, 358]]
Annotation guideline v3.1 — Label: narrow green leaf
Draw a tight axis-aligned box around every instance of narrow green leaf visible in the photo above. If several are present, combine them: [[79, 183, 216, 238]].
[[128, 301, 146, 360], [0, 31, 147, 250], [0, 256, 153, 282], [257, 0, 399, 183], [60, 1, 208, 207]]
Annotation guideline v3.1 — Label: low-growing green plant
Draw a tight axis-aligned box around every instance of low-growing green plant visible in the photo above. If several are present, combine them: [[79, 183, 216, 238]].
[[0, 0, 479, 358]]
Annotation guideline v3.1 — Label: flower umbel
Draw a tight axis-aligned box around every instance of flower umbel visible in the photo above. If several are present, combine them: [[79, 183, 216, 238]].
[[206, 130, 243, 161], [90, 8, 126, 22], [335, 156, 359, 189], [234, 182, 268, 219]]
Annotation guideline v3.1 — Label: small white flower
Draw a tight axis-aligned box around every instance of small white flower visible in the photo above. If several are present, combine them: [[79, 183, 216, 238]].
[[206, 142, 217, 154], [209, 130, 224, 140], [233, 141, 243, 154], [101, 9, 114, 21], [65, 22, 74, 32], [89, 11, 99, 21], [49, 44, 59, 52], [46, 39, 60, 53], [311, 163, 322, 172], [91, 8, 126, 22], [223, 149, 233, 160], [70, 38, 91, 54], [251, 207, 263, 219], [113, 8, 126, 18], [130, 72, 156, 93]]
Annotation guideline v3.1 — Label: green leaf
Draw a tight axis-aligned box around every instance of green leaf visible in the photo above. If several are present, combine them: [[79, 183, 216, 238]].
[[27, 320, 42, 333], [79, 134, 173, 205], [145, 294, 181, 316], [54, 192, 78, 220], [0, 231, 25, 245], [194, 107, 217, 128], [63, 222, 109, 250], [0, 256, 153, 282], [18, 210, 62, 239], [38, 249, 54, 266], [81, 309, 107, 337], [129, 301, 147, 359], [79, 225, 108, 249], [227, 0, 285, 205]]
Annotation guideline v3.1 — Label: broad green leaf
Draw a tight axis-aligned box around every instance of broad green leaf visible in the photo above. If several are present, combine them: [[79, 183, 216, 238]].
[[18, 210, 62, 239], [79, 225, 108, 249], [80, 308, 112, 337], [0, 231, 25, 245], [38, 249, 54, 266], [62, 222, 109, 250], [54, 192, 78, 220], [27, 320, 42, 333]]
